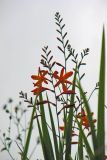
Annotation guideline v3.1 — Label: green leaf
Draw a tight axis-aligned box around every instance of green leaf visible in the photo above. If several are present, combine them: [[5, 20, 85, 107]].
[[39, 93, 55, 160], [36, 112, 48, 160], [77, 81, 97, 158], [46, 93, 59, 160], [76, 117, 94, 160], [97, 27, 105, 160], [78, 130, 83, 160], [22, 96, 37, 160], [65, 66, 77, 160]]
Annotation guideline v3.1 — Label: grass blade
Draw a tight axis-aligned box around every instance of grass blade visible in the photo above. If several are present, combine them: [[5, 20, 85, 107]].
[[65, 67, 77, 160], [22, 96, 37, 160], [46, 93, 59, 160], [78, 130, 83, 160], [36, 112, 48, 160], [77, 81, 97, 158], [97, 27, 105, 160], [76, 117, 94, 160], [39, 93, 55, 160]]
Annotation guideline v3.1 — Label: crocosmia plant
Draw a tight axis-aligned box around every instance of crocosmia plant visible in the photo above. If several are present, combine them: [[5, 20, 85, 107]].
[[0, 12, 106, 160], [22, 12, 106, 160]]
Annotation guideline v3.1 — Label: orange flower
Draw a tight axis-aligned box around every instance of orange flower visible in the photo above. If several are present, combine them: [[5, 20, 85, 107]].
[[31, 67, 50, 95], [31, 67, 49, 87], [31, 86, 50, 95], [53, 67, 73, 92], [77, 109, 96, 130]]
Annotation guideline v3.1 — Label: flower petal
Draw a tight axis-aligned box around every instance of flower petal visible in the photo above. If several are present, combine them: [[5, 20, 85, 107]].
[[54, 81, 61, 87], [62, 90, 75, 94], [31, 75, 40, 80], [63, 71, 73, 79], [62, 83, 68, 92], [60, 67, 64, 77]]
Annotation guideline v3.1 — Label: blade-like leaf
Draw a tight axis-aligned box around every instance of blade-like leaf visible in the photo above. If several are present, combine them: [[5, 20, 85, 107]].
[[78, 131, 83, 160], [97, 27, 105, 160], [76, 117, 95, 160], [39, 93, 55, 160], [77, 81, 97, 158], [36, 112, 48, 160], [46, 93, 59, 160], [65, 66, 77, 160], [22, 96, 37, 160]]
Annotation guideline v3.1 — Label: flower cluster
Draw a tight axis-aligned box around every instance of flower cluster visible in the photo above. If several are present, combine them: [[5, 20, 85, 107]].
[[31, 65, 96, 138], [31, 67, 75, 96], [77, 108, 96, 130], [31, 67, 50, 95]]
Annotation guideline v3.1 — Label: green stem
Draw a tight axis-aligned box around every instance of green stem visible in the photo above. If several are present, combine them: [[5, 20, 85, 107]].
[[22, 96, 37, 160]]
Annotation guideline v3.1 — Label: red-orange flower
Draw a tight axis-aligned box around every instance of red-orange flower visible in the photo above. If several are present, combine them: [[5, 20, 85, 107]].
[[31, 86, 50, 95], [77, 109, 96, 130], [31, 67, 49, 87], [31, 67, 49, 95], [53, 67, 73, 92]]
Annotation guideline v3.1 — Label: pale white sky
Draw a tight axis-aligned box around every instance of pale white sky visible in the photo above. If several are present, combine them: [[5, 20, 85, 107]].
[[0, 0, 107, 159]]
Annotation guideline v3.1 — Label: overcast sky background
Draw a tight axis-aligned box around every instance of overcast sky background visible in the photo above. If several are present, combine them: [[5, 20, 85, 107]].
[[0, 0, 107, 159]]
